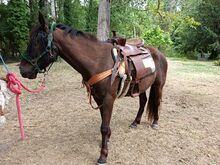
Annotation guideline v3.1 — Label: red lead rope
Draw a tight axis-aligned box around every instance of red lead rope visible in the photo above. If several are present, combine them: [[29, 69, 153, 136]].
[[6, 72, 45, 140]]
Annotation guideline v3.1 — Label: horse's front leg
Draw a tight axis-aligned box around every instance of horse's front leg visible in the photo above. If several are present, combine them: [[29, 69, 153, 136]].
[[97, 93, 115, 165], [94, 97, 111, 143]]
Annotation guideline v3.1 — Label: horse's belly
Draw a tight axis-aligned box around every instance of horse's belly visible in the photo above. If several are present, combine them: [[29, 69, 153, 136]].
[[125, 72, 156, 97], [139, 72, 156, 92]]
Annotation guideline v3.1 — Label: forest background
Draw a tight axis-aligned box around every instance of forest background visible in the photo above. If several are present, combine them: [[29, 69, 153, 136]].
[[0, 0, 219, 62]]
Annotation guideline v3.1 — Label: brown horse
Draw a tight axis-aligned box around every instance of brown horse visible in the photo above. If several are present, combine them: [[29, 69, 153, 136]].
[[19, 13, 167, 164]]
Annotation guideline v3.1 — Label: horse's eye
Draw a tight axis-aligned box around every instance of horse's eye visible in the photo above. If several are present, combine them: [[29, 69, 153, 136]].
[[38, 32, 47, 38]]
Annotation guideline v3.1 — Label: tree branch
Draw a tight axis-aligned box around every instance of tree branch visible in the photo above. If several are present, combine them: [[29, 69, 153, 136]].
[[156, 0, 163, 18]]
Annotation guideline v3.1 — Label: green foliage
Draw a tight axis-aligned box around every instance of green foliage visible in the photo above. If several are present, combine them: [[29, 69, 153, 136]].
[[57, 0, 65, 22], [72, 0, 86, 30], [29, 0, 39, 28], [111, 0, 148, 37], [214, 60, 220, 66], [143, 26, 172, 48], [6, 0, 29, 55], [85, 0, 98, 33], [0, 3, 10, 55], [63, 0, 73, 26], [173, 0, 220, 59], [63, 0, 86, 30]]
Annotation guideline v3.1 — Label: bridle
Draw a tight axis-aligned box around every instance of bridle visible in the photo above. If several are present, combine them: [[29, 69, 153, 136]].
[[21, 22, 58, 74]]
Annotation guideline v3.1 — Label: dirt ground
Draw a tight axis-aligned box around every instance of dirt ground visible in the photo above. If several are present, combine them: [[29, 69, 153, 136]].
[[0, 58, 219, 165]]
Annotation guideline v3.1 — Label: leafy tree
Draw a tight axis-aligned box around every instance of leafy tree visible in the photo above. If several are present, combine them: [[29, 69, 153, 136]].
[[64, 0, 85, 29], [0, 3, 10, 56], [29, 0, 39, 28], [111, 0, 146, 37], [57, 0, 65, 22], [7, 0, 29, 55], [173, 0, 220, 59], [143, 25, 172, 48], [85, 0, 98, 33], [63, 0, 74, 26], [71, 0, 86, 29]]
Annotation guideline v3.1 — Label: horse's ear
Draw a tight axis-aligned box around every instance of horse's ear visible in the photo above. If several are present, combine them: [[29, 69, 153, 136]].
[[39, 12, 46, 29]]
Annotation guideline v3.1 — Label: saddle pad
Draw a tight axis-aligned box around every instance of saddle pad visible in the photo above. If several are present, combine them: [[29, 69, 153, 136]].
[[142, 55, 155, 72]]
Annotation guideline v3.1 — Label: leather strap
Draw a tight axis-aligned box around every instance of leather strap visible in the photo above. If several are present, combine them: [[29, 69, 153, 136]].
[[83, 69, 112, 110], [87, 69, 112, 86]]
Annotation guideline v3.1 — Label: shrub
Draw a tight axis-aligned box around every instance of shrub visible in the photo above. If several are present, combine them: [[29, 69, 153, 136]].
[[142, 26, 172, 49], [214, 60, 220, 66]]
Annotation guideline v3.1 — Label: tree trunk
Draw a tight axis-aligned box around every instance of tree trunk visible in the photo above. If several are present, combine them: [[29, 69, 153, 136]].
[[39, 0, 49, 16], [97, 0, 110, 41], [50, 0, 56, 18]]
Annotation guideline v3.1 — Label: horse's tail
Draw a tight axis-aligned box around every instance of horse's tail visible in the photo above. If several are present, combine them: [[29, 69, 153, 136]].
[[146, 47, 167, 123], [147, 84, 162, 122]]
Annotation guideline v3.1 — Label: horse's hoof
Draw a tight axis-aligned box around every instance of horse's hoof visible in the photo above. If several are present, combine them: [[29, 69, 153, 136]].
[[151, 124, 159, 129], [97, 163, 107, 165], [97, 159, 107, 165], [129, 122, 138, 129], [129, 122, 140, 128]]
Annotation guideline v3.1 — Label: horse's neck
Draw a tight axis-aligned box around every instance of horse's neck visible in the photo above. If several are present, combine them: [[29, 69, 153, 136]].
[[53, 30, 113, 80]]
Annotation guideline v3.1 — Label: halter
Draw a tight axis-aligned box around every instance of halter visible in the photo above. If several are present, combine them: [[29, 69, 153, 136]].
[[21, 22, 57, 74]]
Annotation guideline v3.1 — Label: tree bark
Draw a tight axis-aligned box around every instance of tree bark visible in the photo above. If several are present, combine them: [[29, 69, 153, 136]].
[[39, 0, 49, 16], [50, 0, 56, 18], [97, 0, 110, 41]]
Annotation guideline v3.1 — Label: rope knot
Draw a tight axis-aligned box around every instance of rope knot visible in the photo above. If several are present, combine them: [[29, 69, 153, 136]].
[[6, 73, 22, 95]]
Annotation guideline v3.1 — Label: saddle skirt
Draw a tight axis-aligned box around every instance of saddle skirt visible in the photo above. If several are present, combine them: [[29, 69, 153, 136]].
[[118, 44, 155, 82]]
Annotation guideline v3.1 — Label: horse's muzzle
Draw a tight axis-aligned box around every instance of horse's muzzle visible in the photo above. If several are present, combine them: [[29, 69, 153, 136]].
[[19, 65, 37, 79]]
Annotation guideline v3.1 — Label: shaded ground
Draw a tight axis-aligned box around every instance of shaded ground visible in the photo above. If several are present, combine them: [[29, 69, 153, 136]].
[[0, 58, 220, 165]]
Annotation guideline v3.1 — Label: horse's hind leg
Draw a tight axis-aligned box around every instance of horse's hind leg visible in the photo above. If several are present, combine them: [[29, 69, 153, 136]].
[[147, 83, 164, 129], [130, 92, 147, 128]]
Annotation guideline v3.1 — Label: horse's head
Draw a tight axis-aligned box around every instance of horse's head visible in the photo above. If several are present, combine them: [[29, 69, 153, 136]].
[[19, 13, 58, 79]]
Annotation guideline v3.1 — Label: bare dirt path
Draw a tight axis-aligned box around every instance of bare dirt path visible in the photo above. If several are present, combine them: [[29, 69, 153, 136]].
[[0, 58, 219, 165]]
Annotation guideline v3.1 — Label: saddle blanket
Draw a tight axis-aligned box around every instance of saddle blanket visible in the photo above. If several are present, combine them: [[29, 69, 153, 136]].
[[142, 55, 155, 72]]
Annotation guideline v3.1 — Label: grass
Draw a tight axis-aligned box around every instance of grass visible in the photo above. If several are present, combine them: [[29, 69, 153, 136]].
[[168, 57, 220, 76]]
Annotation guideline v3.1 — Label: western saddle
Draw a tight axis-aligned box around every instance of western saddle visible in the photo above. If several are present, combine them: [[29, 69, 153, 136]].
[[108, 31, 155, 97]]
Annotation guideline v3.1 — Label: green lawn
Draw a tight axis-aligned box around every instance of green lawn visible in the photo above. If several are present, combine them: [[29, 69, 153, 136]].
[[168, 57, 220, 75]]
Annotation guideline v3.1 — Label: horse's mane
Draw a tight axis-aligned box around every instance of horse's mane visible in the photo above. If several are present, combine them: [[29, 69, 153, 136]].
[[56, 24, 98, 42]]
